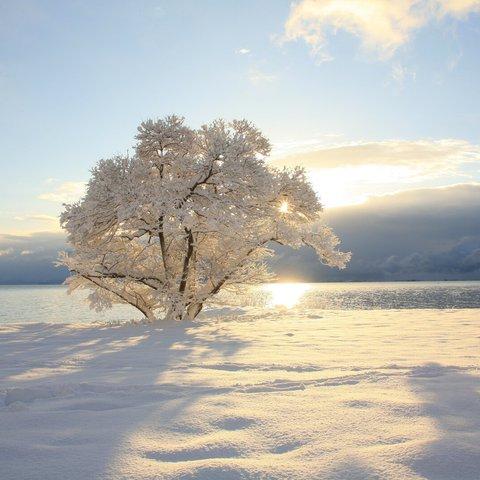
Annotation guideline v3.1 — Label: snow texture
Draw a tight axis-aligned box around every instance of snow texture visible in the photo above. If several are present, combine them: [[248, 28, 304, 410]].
[[1, 308, 479, 479]]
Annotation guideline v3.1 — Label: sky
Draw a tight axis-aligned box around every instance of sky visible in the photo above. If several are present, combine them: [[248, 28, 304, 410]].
[[1, 0, 480, 281]]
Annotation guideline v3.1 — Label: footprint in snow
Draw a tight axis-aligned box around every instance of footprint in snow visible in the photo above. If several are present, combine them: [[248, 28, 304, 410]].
[[145, 445, 241, 463], [212, 416, 255, 431], [271, 441, 305, 454]]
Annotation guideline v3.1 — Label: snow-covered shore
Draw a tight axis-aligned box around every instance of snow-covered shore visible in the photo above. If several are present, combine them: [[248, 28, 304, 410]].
[[1, 309, 479, 479]]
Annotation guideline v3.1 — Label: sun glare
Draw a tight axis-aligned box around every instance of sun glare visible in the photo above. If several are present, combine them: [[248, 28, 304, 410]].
[[264, 283, 311, 308], [279, 200, 290, 213], [308, 165, 414, 208]]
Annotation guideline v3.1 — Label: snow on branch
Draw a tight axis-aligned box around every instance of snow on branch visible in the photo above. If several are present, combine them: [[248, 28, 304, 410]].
[[59, 116, 350, 321]]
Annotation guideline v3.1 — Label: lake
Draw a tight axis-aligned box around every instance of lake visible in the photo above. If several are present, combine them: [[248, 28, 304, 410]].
[[0, 281, 479, 324]]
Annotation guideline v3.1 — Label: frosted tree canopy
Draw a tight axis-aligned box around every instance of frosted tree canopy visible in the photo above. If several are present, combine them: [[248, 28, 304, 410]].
[[59, 116, 350, 320]]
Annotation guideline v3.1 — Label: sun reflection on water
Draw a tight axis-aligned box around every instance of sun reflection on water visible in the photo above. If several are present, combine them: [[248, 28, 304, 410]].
[[264, 283, 311, 308]]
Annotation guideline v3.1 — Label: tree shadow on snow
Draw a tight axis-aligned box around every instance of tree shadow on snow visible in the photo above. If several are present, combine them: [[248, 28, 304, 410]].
[[407, 362, 480, 480], [0, 317, 250, 479]]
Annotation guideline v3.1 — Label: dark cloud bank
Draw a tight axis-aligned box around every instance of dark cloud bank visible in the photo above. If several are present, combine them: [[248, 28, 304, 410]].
[[274, 183, 480, 281], [0, 233, 69, 284], [1, 184, 479, 284]]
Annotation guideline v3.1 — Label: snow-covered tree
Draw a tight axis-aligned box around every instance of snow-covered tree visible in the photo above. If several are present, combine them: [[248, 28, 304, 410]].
[[59, 116, 350, 321]]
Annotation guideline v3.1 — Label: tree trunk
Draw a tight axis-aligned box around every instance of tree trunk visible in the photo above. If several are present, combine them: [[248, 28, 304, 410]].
[[179, 229, 194, 294], [140, 307, 156, 322], [185, 302, 203, 320]]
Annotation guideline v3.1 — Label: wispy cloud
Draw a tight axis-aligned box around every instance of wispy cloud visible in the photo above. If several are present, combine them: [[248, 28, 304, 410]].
[[247, 67, 277, 85], [284, 0, 480, 62], [14, 214, 58, 223], [236, 48, 251, 55], [390, 63, 417, 86], [272, 135, 343, 158], [44, 177, 59, 184], [38, 181, 86, 203]]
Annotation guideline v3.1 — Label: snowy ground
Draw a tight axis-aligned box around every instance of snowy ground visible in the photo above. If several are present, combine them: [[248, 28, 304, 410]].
[[1, 308, 479, 479]]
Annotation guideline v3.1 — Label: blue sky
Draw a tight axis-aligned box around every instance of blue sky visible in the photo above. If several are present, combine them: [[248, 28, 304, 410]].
[[1, 0, 480, 234]]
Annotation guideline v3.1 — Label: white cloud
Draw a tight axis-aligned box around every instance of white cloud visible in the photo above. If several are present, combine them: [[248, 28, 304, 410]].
[[38, 181, 86, 203], [270, 138, 480, 207], [272, 138, 480, 172], [438, 0, 480, 16], [0, 248, 13, 257], [236, 48, 251, 55], [284, 0, 480, 61], [361, 181, 480, 209]]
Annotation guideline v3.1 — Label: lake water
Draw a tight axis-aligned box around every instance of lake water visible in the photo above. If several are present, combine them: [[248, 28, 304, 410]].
[[0, 281, 479, 324]]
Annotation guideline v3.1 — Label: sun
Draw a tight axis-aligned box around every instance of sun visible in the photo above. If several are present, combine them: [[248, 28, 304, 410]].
[[279, 200, 290, 213], [264, 283, 311, 308]]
